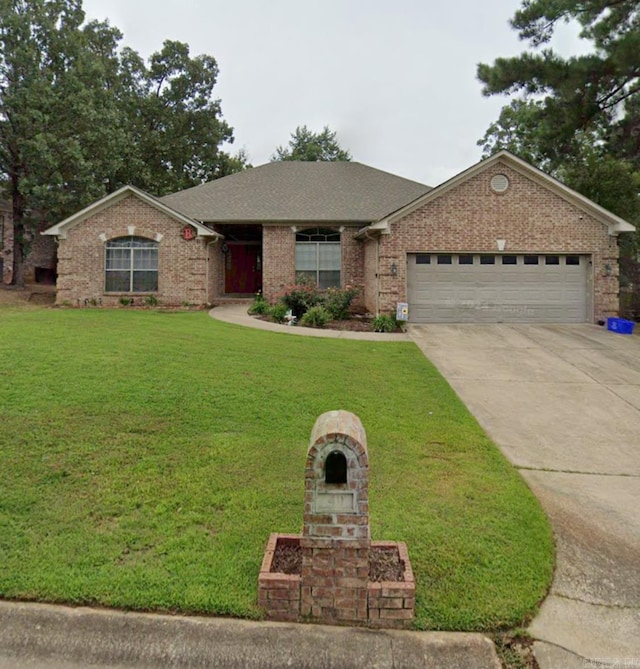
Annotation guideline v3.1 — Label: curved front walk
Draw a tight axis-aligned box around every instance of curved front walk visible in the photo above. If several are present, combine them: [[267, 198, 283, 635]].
[[209, 303, 410, 341], [408, 323, 640, 669]]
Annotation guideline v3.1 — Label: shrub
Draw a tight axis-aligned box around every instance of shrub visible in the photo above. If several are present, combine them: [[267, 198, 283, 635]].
[[144, 295, 159, 307], [372, 314, 399, 333], [279, 282, 322, 319], [119, 297, 134, 307], [322, 286, 359, 320], [248, 292, 270, 315], [268, 302, 289, 323], [299, 305, 331, 328]]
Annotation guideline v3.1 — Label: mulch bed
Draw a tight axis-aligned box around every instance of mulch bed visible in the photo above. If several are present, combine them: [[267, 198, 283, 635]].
[[271, 543, 405, 582], [253, 314, 404, 333]]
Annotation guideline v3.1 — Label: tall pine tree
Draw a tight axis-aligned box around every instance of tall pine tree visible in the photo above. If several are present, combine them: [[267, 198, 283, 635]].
[[477, 0, 640, 301]]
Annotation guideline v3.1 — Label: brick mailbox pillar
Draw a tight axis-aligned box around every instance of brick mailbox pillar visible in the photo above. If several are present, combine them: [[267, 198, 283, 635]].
[[300, 410, 370, 624], [258, 409, 415, 628]]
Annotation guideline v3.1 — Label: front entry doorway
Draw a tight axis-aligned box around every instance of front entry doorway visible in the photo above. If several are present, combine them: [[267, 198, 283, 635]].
[[224, 243, 262, 294], [219, 224, 263, 295]]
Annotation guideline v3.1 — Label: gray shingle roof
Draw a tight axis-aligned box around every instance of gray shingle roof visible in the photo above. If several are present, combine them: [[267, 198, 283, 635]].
[[161, 161, 431, 223]]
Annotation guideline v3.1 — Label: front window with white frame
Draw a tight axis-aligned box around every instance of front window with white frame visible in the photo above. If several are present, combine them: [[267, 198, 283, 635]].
[[105, 236, 158, 292], [295, 227, 341, 289]]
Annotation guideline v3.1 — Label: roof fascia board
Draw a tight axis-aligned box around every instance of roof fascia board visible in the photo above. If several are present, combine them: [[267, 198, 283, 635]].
[[384, 150, 635, 235], [43, 186, 221, 239], [354, 220, 390, 240], [209, 219, 377, 225]]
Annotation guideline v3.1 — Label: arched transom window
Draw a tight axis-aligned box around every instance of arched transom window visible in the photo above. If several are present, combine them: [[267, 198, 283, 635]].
[[105, 236, 158, 293], [295, 227, 341, 289]]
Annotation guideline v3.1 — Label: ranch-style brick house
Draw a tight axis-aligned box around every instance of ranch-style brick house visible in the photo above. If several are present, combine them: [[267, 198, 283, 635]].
[[43, 150, 635, 323]]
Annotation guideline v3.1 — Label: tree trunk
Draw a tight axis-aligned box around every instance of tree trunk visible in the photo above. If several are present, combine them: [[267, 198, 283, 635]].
[[11, 229, 26, 288], [11, 175, 26, 288]]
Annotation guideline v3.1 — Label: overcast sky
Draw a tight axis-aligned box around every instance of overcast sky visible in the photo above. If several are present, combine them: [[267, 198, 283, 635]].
[[82, 0, 585, 187]]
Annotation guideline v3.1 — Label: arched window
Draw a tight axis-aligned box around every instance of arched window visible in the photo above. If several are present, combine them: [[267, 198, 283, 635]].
[[325, 450, 347, 484], [295, 227, 341, 289], [105, 236, 158, 293]]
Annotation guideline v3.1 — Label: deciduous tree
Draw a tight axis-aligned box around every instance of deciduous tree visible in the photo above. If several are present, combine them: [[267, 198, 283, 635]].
[[0, 1, 244, 286], [272, 125, 351, 162]]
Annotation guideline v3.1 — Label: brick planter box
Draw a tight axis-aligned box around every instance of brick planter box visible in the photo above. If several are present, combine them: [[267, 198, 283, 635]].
[[258, 534, 301, 623], [367, 541, 415, 629], [259, 534, 415, 629]]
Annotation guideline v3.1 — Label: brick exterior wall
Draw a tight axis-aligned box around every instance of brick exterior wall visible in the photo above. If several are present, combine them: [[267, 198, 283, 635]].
[[367, 160, 620, 322], [342, 227, 365, 295], [363, 238, 378, 315], [55, 195, 210, 306], [24, 234, 57, 283], [262, 226, 295, 301], [1, 201, 56, 285]]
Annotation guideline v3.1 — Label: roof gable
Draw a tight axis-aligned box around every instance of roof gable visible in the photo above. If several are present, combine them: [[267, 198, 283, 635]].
[[160, 161, 431, 223], [381, 151, 635, 235], [43, 186, 220, 239]]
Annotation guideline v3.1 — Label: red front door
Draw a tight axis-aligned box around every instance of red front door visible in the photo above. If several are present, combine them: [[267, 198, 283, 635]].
[[225, 244, 262, 294]]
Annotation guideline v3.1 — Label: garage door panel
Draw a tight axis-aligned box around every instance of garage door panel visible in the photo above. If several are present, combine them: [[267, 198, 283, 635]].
[[408, 254, 588, 323]]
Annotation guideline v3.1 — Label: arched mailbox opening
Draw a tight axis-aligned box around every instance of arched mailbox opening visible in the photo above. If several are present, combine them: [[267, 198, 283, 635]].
[[325, 450, 347, 484]]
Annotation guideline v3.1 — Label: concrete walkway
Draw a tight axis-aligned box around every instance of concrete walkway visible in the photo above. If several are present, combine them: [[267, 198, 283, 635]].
[[408, 324, 640, 669], [209, 303, 410, 341]]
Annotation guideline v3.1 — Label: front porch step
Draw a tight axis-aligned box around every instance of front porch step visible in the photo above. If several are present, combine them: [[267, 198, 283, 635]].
[[211, 296, 253, 306]]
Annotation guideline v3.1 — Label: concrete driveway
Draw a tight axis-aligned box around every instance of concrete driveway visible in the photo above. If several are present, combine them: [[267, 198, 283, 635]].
[[408, 324, 640, 669]]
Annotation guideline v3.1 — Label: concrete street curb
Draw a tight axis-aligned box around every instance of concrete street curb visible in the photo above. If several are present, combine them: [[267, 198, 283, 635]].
[[0, 601, 501, 669]]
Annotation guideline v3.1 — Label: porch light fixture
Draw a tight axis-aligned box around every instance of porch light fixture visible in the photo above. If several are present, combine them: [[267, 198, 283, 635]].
[[391, 262, 398, 277]]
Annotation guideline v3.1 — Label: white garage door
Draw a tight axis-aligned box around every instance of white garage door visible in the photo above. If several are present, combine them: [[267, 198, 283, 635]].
[[407, 253, 589, 323]]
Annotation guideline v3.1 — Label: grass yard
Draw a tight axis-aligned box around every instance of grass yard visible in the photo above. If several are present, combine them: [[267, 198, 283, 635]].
[[0, 306, 553, 631]]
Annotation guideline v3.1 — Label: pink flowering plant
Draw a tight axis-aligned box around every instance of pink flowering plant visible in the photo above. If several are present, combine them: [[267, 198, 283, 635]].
[[269, 279, 360, 322]]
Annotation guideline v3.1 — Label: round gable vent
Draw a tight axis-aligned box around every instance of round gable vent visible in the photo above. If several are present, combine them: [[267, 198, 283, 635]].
[[491, 174, 510, 193]]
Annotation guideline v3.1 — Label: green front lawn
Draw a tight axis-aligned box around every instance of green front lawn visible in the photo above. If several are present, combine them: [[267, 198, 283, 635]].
[[0, 307, 553, 630]]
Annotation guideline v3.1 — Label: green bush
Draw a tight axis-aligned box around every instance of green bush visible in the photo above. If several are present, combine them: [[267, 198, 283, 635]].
[[372, 314, 398, 332], [322, 286, 359, 320], [268, 302, 289, 323], [119, 297, 133, 307], [248, 292, 270, 315], [144, 295, 159, 307], [299, 305, 331, 328], [279, 282, 322, 318]]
